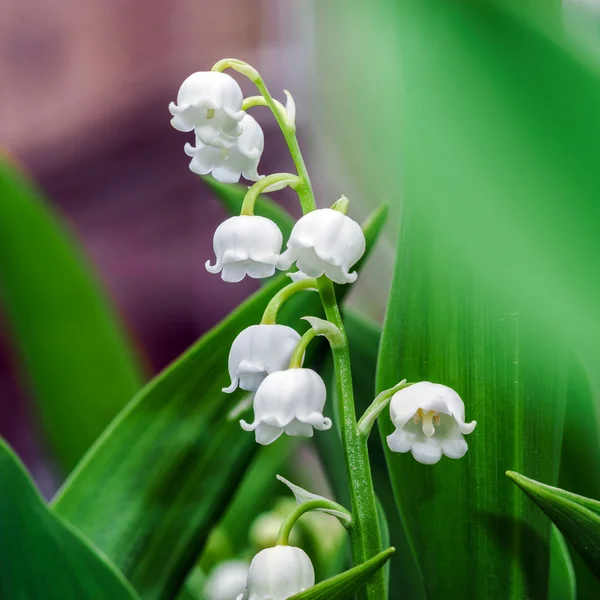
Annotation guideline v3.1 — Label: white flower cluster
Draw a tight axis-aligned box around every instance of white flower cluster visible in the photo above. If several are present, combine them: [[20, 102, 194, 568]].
[[224, 324, 331, 445], [170, 72, 263, 184], [170, 71, 367, 284]]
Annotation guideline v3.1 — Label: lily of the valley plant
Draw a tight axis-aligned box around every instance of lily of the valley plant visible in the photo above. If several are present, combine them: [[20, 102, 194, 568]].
[[169, 59, 477, 600]]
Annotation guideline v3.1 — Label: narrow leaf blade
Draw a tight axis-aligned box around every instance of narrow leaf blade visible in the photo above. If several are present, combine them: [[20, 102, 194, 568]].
[[508, 471, 600, 581], [0, 159, 143, 470], [289, 548, 395, 600], [0, 438, 140, 600]]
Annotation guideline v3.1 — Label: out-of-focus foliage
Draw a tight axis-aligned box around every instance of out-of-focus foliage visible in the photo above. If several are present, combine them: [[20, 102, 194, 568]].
[[0, 158, 143, 471], [316, 1, 600, 597], [0, 439, 139, 600]]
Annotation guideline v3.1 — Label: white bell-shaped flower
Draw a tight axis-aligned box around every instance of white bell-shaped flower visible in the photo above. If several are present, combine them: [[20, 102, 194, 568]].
[[223, 324, 301, 393], [184, 113, 264, 183], [240, 368, 332, 445], [169, 72, 244, 148], [204, 560, 249, 600], [279, 209, 366, 284], [206, 216, 285, 283], [236, 546, 314, 600], [387, 381, 477, 465]]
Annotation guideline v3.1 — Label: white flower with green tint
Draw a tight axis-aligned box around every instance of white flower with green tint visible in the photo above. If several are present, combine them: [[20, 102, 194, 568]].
[[279, 208, 366, 284], [387, 382, 477, 465], [240, 368, 332, 445], [169, 71, 244, 148], [204, 560, 249, 600], [223, 324, 301, 393], [236, 546, 314, 600], [206, 216, 285, 283], [184, 113, 264, 183]]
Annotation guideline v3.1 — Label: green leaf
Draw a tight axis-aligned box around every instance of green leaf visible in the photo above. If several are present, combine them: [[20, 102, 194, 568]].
[[203, 177, 295, 241], [549, 526, 576, 600], [507, 471, 600, 581], [0, 158, 143, 471], [52, 210, 387, 600], [289, 548, 395, 600], [376, 199, 568, 599], [0, 438, 140, 600]]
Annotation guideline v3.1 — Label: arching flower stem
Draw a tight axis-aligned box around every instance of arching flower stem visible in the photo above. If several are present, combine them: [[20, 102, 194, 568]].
[[289, 329, 316, 369], [212, 58, 316, 214], [240, 173, 301, 216], [260, 278, 318, 325], [357, 380, 412, 438], [276, 499, 352, 546]]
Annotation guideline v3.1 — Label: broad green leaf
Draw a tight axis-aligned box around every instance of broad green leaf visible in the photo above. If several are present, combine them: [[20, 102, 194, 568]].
[[508, 471, 600, 581], [203, 177, 295, 241], [376, 199, 568, 600], [549, 526, 576, 600], [52, 210, 386, 600], [0, 158, 143, 471], [0, 438, 140, 600], [289, 548, 394, 600]]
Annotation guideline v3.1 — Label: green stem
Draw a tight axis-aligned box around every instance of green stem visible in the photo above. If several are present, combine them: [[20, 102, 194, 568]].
[[240, 173, 300, 216], [261, 278, 318, 325], [276, 499, 351, 546], [212, 59, 316, 214], [289, 329, 316, 368], [317, 276, 385, 600], [357, 380, 412, 438], [215, 58, 385, 599]]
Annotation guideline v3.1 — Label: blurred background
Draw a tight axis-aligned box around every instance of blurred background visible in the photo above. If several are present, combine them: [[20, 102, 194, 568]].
[[0, 0, 331, 492]]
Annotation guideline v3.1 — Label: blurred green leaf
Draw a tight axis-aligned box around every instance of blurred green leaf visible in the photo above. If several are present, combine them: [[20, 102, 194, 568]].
[[52, 211, 386, 600], [0, 159, 143, 471], [376, 199, 568, 600], [0, 438, 140, 600], [549, 526, 576, 600], [203, 177, 295, 242], [289, 548, 394, 600], [508, 471, 600, 581]]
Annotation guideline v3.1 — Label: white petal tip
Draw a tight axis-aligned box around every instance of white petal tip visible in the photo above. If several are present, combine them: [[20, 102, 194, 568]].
[[205, 259, 221, 274], [240, 419, 257, 432]]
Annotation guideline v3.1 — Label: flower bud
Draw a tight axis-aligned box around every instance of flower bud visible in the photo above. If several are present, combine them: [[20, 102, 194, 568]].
[[279, 208, 365, 284], [204, 560, 249, 600], [387, 381, 477, 464], [185, 113, 264, 183], [223, 324, 301, 393], [240, 368, 332, 445], [206, 216, 285, 283], [169, 71, 244, 148], [237, 546, 314, 600]]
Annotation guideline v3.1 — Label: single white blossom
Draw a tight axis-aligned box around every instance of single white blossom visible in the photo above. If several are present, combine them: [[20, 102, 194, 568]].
[[204, 561, 249, 600], [387, 381, 476, 465], [240, 368, 332, 445], [223, 324, 301, 393], [279, 209, 365, 284], [184, 113, 264, 183], [236, 546, 314, 600], [169, 71, 244, 148], [206, 216, 285, 283]]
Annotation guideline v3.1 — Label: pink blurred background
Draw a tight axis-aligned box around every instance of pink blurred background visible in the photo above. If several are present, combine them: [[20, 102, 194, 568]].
[[0, 0, 316, 492]]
